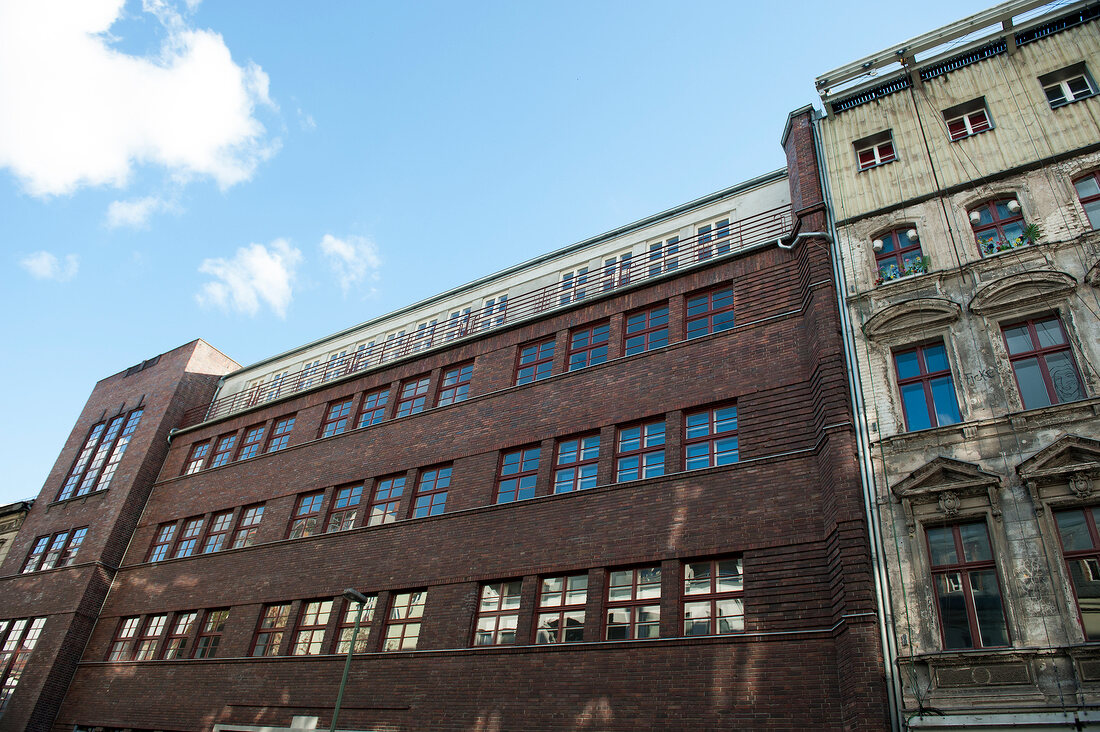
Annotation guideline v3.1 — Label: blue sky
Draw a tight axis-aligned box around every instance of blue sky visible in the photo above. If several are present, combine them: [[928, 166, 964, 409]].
[[0, 0, 995, 506]]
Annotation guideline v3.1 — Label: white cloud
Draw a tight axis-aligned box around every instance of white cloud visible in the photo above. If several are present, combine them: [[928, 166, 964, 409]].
[[296, 107, 316, 131], [320, 234, 381, 294], [106, 195, 180, 229], [0, 0, 278, 197], [20, 251, 79, 281], [196, 239, 301, 318]]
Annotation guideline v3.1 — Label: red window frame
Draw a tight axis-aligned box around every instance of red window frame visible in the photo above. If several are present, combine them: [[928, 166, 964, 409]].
[[326, 484, 363, 532], [1054, 508, 1100, 640], [567, 322, 610, 371], [926, 522, 1010, 650], [411, 465, 451, 518], [515, 339, 555, 384], [946, 108, 991, 140], [437, 363, 474, 407], [682, 558, 745, 636], [683, 405, 739, 470], [856, 139, 896, 170], [133, 614, 168, 660], [21, 536, 49, 573], [266, 415, 296, 452], [287, 492, 324, 539], [686, 286, 735, 340], [535, 574, 587, 643], [251, 603, 292, 657], [357, 388, 389, 428], [23, 528, 85, 572], [395, 375, 431, 418], [334, 595, 378, 653], [107, 617, 141, 660], [383, 590, 427, 651], [182, 441, 210, 475], [208, 433, 237, 469], [496, 447, 540, 503], [624, 305, 670, 356], [59, 527, 87, 567], [893, 341, 962, 431], [1001, 315, 1086, 409], [606, 566, 662, 640], [291, 599, 333, 655], [236, 424, 265, 461], [473, 581, 522, 646], [231, 504, 265, 548], [172, 517, 205, 558], [201, 511, 234, 553], [161, 611, 197, 659], [874, 228, 925, 282], [193, 609, 230, 658], [320, 398, 354, 438], [367, 475, 406, 526], [0, 617, 45, 708], [147, 522, 177, 562], [1074, 171, 1100, 230], [57, 408, 143, 501], [970, 199, 1027, 256], [616, 420, 666, 482], [95, 409, 142, 492], [553, 434, 600, 493]]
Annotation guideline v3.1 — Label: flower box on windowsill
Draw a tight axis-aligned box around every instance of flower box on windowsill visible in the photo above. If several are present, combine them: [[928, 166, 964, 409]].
[[981, 236, 1034, 257], [876, 256, 931, 286]]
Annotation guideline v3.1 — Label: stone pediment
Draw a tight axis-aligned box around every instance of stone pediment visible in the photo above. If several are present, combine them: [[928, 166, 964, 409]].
[[891, 457, 1002, 533], [1086, 259, 1100, 288], [863, 298, 961, 340], [968, 270, 1076, 315], [1018, 435, 1100, 490]]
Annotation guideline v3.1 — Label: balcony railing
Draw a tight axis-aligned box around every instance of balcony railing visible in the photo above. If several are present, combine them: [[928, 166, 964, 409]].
[[179, 203, 793, 428]]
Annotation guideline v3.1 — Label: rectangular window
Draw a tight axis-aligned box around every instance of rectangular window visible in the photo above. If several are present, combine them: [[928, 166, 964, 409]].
[[894, 341, 963, 431], [326, 484, 363, 532], [148, 523, 176, 562], [624, 305, 669, 355], [1002, 315, 1086, 409], [266, 415, 295, 452], [686, 286, 735, 339], [383, 591, 426, 651], [395, 376, 431, 418], [334, 595, 378, 653], [237, 424, 265, 461], [437, 363, 474, 406], [697, 218, 731, 260], [58, 409, 142, 500], [553, 435, 600, 493], [0, 617, 45, 710], [497, 447, 540, 503], [927, 523, 1009, 649], [182, 441, 210, 475], [59, 527, 86, 566], [568, 322, 610, 371], [684, 406, 739, 470], [96, 409, 142, 492], [21, 536, 48, 573], [855, 131, 896, 170], [368, 475, 406, 526], [209, 433, 237, 469], [1074, 172, 1100, 230], [616, 421, 665, 482], [683, 558, 744, 635], [516, 339, 555, 384], [357, 388, 390, 428], [648, 236, 679, 277], [252, 604, 292, 656], [172, 517, 204, 558], [162, 611, 197, 659], [474, 581, 522, 646], [291, 599, 333, 655], [133, 615, 168, 660], [194, 609, 229, 658], [201, 511, 234, 553], [23, 528, 85, 572], [601, 252, 632, 290], [108, 617, 140, 660], [606, 566, 661, 640], [39, 531, 70, 571], [1055, 508, 1100, 640], [287, 492, 324, 539], [59, 422, 108, 500], [1041, 64, 1098, 107], [231, 504, 265, 548], [320, 398, 354, 438], [943, 98, 992, 140], [412, 465, 451, 518], [535, 575, 587, 643], [560, 267, 589, 305]]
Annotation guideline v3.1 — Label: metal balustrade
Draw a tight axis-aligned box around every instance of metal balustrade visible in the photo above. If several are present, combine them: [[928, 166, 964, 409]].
[[178, 203, 793, 428]]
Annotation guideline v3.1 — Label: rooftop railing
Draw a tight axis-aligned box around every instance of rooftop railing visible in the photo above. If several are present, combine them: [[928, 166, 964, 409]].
[[179, 203, 793, 428]]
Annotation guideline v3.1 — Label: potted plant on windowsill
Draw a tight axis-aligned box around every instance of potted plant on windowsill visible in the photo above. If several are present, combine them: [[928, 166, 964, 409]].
[[876, 255, 931, 285], [980, 224, 1043, 256]]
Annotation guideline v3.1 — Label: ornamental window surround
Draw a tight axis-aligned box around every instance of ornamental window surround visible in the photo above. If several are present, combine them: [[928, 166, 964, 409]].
[[872, 228, 927, 284]]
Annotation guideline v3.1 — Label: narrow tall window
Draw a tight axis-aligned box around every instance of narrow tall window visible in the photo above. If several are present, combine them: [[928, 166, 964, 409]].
[[553, 435, 600, 493], [1074, 172, 1100, 229], [893, 341, 962, 431], [161, 611, 197, 659], [76, 413, 125, 495], [108, 617, 141, 660], [497, 447, 540, 503], [209, 433, 237, 468], [616, 421, 665, 482], [266, 416, 295, 452], [560, 267, 589, 305], [395, 376, 431, 418], [874, 228, 927, 283], [194, 609, 230, 658], [568, 323, 610, 371], [59, 422, 107, 500], [516, 339, 555, 384], [183, 441, 210, 475], [320, 398, 354, 437], [624, 305, 669, 355], [39, 531, 70, 571], [173, 517, 204, 558], [1055, 508, 1100, 640], [368, 475, 406, 526], [970, 199, 1027, 256], [288, 492, 324, 539], [292, 600, 333, 655], [231, 505, 265, 548], [357, 388, 389, 428], [21, 537, 48, 573], [536, 575, 587, 643], [252, 604, 292, 656], [683, 558, 744, 635], [0, 617, 45, 710], [927, 523, 1009, 649], [334, 596, 377, 653], [383, 591, 426, 651], [648, 236, 679, 277], [686, 286, 735, 339], [237, 424, 265, 461], [684, 406, 739, 470], [58, 527, 87, 566], [133, 615, 168, 660], [325, 484, 361, 532], [606, 567, 661, 640], [697, 218, 731, 259], [412, 466, 450, 518], [148, 523, 177, 562], [474, 581, 522, 646], [201, 511, 234, 553], [1002, 315, 1085, 409], [96, 409, 142, 491], [437, 363, 474, 406]]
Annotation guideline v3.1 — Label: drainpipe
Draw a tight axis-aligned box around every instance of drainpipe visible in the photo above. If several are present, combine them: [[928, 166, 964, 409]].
[[775, 231, 831, 249], [810, 109, 904, 732]]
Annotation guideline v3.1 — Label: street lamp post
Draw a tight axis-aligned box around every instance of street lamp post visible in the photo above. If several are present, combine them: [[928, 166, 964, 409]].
[[330, 587, 370, 732]]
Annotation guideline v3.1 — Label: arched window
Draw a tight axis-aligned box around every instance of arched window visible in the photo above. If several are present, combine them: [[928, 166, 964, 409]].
[[1073, 172, 1100, 230], [969, 198, 1027, 256], [873, 228, 927, 284]]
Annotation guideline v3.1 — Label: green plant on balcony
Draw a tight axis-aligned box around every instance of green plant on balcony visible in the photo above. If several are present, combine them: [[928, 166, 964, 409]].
[[980, 223, 1043, 256]]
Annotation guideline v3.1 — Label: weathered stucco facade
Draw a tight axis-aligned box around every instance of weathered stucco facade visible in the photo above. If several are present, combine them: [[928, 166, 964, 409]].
[[816, 1, 1100, 729]]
